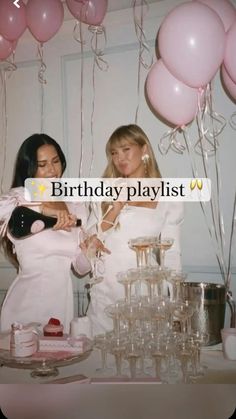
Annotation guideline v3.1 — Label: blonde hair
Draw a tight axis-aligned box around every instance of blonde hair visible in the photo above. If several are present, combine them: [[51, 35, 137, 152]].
[[102, 124, 161, 215]]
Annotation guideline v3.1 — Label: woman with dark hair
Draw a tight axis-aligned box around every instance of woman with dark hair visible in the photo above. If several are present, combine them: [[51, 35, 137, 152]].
[[0, 133, 91, 332], [11, 133, 67, 188]]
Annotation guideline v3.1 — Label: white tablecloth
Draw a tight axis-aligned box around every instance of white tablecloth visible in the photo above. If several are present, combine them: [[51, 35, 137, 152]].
[[0, 349, 236, 419], [0, 347, 236, 384], [0, 382, 235, 419]]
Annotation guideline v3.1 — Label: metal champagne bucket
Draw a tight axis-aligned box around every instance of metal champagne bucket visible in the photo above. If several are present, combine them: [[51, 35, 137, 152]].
[[180, 282, 236, 346]]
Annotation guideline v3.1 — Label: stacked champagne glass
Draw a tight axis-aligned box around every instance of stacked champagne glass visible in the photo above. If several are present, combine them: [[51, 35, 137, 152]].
[[94, 236, 207, 383]]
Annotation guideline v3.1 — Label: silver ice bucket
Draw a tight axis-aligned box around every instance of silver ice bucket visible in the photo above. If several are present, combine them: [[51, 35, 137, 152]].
[[180, 282, 235, 346]]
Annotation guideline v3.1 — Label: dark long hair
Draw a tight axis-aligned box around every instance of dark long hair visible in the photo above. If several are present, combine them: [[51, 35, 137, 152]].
[[11, 133, 66, 187], [1, 133, 67, 268]]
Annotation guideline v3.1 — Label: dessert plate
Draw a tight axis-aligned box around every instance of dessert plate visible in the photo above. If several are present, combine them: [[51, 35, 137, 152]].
[[0, 340, 92, 378]]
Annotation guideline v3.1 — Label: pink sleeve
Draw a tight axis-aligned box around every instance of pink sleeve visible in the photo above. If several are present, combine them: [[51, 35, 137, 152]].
[[72, 247, 91, 276], [69, 203, 91, 275], [0, 187, 25, 237]]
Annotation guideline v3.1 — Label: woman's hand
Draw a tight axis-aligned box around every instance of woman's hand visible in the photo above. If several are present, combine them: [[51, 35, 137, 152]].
[[41, 202, 76, 231], [80, 234, 110, 257]]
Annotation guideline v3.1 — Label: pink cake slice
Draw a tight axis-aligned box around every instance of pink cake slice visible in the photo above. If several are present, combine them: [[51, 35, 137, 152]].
[[39, 335, 90, 353]]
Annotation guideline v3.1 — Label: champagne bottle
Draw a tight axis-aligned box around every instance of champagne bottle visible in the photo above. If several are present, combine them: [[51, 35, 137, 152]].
[[8, 206, 82, 239]]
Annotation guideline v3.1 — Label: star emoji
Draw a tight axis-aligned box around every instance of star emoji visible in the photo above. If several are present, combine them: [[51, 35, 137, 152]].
[[37, 183, 47, 196]]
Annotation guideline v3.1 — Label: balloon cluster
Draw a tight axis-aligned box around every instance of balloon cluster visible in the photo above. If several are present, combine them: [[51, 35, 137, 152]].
[[0, 0, 108, 61], [146, 0, 236, 127]]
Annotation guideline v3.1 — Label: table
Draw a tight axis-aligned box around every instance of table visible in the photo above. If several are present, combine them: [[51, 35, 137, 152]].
[[0, 381, 235, 419], [0, 349, 236, 419], [0, 347, 236, 384]]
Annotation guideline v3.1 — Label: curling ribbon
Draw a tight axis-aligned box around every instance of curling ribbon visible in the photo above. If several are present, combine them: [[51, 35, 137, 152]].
[[37, 43, 47, 133], [88, 24, 108, 175], [133, 0, 153, 123], [0, 54, 17, 193], [73, 19, 85, 177], [158, 126, 186, 155]]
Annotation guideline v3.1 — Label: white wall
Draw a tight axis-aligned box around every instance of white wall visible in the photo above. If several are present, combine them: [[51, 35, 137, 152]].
[[0, 0, 236, 317]]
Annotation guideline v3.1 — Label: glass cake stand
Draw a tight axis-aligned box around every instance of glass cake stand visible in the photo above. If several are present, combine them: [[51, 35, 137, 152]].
[[0, 343, 92, 378]]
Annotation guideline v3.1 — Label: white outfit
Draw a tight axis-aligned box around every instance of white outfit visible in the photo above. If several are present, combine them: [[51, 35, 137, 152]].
[[0, 187, 91, 333], [87, 201, 184, 336]]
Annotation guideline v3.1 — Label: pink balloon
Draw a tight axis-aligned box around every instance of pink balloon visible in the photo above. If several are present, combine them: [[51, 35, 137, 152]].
[[0, 35, 14, 60], [0, 0, 26, 41], [221, 65, 236, 102], [26, 0, 64, 43], [224, 21, 236, 84], [146, 60, 199, 126], [158, 2, 226, 88], [66, 0, 108, 26], [196, 0, 236, 32]]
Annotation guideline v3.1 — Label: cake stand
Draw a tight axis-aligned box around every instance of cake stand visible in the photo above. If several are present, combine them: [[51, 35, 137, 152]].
[[0, 344, 92, 378]]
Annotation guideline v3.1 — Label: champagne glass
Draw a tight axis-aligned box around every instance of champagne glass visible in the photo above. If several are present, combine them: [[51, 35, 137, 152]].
[[104, 302, 125, 337], [142, 267, 158, 300], [116, 270, 138, 303], [185, 334, 201, 379], [87, 245, 104, 287], [122, 302, 139, 336], [148, 335, 167, 379], [109, 335, 128, 377], [173, 300, 194, 334], [141, 266, 169, 300], [80, 229, 104, 287], [190, 331, 209, 376], [162, 332, 183, 384], [132, 329, 152, 377], [136, 297, 151, 332], [93, 333, 114, 376], [176, 340, 193, 383], [168, 271, 187, 301], [154, 237, 174, 269], [128, 236, 151, 267], [124, 339, 142, 379], [127, 267, 148, 299], [149, 297, 170, 333]]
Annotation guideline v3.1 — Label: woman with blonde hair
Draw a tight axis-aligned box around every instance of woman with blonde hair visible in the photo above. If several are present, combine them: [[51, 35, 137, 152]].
[[103, 123, 161, 178], [87, 124, 184, 336]]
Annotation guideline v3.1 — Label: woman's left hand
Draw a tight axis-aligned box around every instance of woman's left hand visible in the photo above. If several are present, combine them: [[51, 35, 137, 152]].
[[80, 234, 110, 256]]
